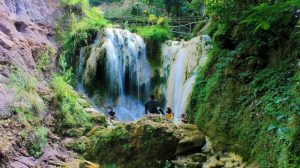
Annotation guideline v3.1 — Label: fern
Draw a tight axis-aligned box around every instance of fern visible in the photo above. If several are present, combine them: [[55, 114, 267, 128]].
[[241, 0, 300, 34]]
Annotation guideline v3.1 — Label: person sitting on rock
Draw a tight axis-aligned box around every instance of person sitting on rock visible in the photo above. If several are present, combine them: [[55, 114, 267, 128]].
[[181, 113, 188, 124], [166, 107, 174, 121], [108, 109, 116, 120], [145, 95, 164, 115]]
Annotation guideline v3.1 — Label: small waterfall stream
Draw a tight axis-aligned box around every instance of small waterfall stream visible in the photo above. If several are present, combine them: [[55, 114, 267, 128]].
[[162, 35, 212, 120], [76, 47, 86, 93]]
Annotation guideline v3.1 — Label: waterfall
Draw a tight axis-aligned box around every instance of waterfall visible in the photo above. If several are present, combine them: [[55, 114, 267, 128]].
[[76, 47, 86, 93], [79, 27, 211, 122], [162, 35, 212, 121], [102, 28, 151, 121]]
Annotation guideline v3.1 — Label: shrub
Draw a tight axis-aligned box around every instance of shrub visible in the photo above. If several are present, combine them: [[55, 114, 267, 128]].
[[37, 46, 55, 72], [89, 0, 121, 6], [51, 75, 92, 136], [24, 127, 48, 158], [9, 69, 45, 126], [66, 136, 89, 153], [135, 25, 172, 44], [57, 0, 108, 76]]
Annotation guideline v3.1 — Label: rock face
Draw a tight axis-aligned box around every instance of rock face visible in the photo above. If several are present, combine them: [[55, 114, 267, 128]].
[[0, 0, 60, 166], [84, 115, 206, 168], [0, 0, 59, 117]]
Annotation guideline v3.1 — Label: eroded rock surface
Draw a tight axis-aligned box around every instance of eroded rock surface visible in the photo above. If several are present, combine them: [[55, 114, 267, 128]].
[[0, 0, 59, 117]]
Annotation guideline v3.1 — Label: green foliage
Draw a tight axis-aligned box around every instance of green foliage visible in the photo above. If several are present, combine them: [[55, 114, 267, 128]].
[[9, 68, 37, 93], [164, 0, 204, 16], [188, 0, 300, 167], [9, 69, 45, 126], [66, 137, 89, 153], [25, 127, 48, 158], [241, 1, 300, 34], [89, 0, 121, 6], [58, 53, 74, 84], [57, 0, 108, 79], [51, 75, 92, 137], [90, 114, 108, 126], [37, 46, 55, 72], [85, 124, 130, 159], [102, 164, 118, 168], [135, 25, 172, 44]]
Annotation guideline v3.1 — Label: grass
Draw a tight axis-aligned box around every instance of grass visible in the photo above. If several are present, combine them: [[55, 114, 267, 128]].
[[57, 0, 108, 82], [37, 46, 55, 72], [9, 68, 45, 126], [134, 25, 172, 44], [51, 75, 92, 137], [26, 127, 48, 158]]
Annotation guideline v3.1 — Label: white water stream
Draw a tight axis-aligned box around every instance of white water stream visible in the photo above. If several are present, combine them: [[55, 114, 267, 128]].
[[162, 35, 212, 120], [102, 28, 151, 121]]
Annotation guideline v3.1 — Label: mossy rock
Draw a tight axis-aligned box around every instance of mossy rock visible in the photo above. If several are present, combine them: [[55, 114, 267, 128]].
[[77, 98, 92, 108], [84, 115, 205, 168], [90, 113, 108, 127], [66, 127, 85, 137], [79, 160, 100, 168], [66, 136, 89, 154]]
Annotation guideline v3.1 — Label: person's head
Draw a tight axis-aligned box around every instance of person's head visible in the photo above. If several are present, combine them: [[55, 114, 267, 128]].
[[166, 107, 172, 113], [150, 95, 155, 100], [181, 113, 186, 118]]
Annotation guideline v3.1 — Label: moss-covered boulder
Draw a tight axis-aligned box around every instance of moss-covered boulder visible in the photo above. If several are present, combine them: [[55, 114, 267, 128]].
[[84, 115, 205, 168]]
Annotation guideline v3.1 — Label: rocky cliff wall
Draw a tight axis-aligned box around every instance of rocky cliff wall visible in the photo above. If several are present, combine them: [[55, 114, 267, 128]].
[[0, 0, 59, 118]]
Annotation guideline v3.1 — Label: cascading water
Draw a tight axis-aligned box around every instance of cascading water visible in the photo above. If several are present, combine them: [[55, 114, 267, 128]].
[[79, 27, 210, 122], [162, 35, 212, 121], [76, 47, 86, 93], [81, 28, 151, 122], [102, 28, 151, 121]]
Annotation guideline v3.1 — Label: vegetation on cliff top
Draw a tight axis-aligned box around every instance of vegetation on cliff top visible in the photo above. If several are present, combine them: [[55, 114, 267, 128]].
[[57, 0, 108, 77]]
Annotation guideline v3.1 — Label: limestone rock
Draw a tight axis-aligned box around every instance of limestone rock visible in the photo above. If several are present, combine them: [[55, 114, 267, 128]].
[[0, 0, 58, 117], [172, 153, 207, 168], [175, 124, 206, 155], [203, 156, 224, 168], [85, 115, 179, 168], [79, 161, 100, 168], [84, 115, 207, 168]]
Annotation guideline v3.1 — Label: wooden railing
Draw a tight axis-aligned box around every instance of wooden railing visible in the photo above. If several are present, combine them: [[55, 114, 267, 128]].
[[105, 14, 206, 35]]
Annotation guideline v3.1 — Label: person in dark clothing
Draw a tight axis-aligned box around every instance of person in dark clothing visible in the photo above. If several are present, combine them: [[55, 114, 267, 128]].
[[145, 95, 164, 115], [181, 113, 188, 124], [108, 109, 116, 120]]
